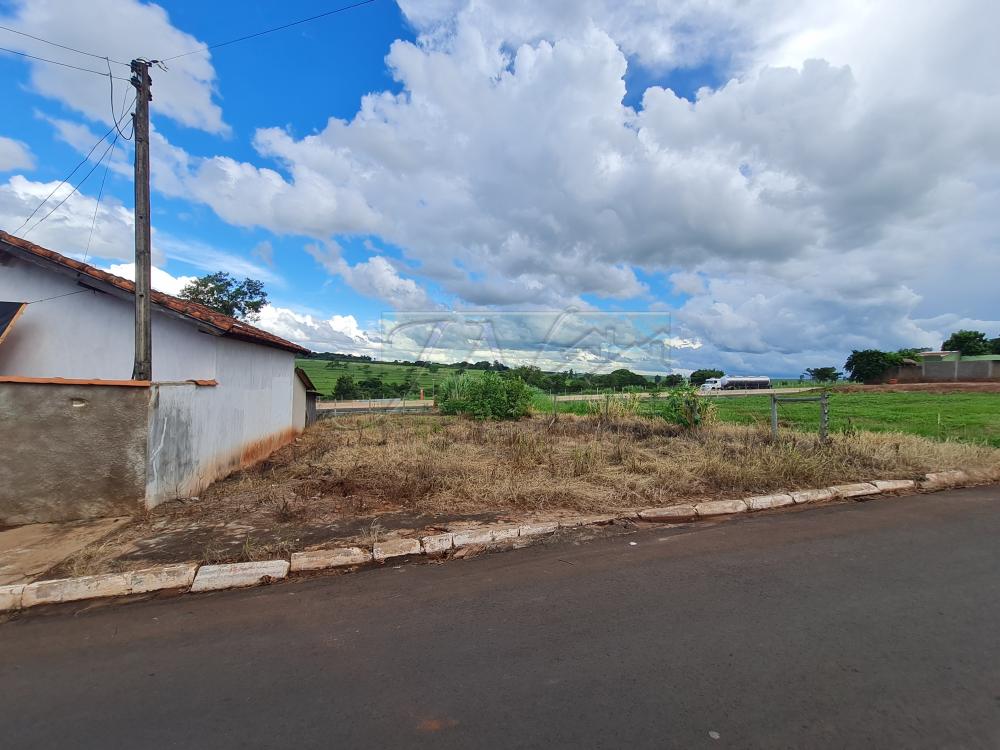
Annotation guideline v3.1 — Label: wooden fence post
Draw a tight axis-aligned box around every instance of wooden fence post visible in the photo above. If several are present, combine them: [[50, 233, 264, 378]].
[[770, 395, 779, 440]]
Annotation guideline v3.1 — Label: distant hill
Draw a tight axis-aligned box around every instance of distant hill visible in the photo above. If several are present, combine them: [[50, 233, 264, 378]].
[[298, 353, 682, 399]]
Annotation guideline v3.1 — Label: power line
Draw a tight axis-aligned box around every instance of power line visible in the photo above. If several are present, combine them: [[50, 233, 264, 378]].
[[14, 98, 134, 236], [107, 57, 134, 141], [0, 23, 129, 66], [22, 128, 122, 237], [160, 0, 377, 62], [83, 138, 118, 265], [0, 44, 130, 80], [26, 289, 90, 305]]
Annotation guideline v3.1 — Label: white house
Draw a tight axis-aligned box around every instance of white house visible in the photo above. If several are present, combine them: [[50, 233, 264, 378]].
[[0, 230, 317, 525]]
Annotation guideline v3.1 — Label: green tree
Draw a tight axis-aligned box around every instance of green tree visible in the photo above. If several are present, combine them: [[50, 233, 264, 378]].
[[941, 330, 990, 356], [804, 367, 842, 382], [662, 373, 685, 387], [178, 272, 268, 321], [689, 368, 724, 387], [990, 337, 1000, 355], [844, 350, 901, 383], [333, 374, 359, 400]]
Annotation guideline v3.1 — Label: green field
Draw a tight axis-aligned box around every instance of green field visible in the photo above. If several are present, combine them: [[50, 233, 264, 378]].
[[708, 391, 1000, 446], [297, 358, 486, 398], [544, 390, 1000, 447]]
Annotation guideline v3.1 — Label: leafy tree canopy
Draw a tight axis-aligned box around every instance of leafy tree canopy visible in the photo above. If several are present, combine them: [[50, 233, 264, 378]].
[[333, 374, 359, 400], [804, 366, 842, 382], [178, 272, 268, 321], [941, 330, 991, 356], [844, 350, 902, 383]]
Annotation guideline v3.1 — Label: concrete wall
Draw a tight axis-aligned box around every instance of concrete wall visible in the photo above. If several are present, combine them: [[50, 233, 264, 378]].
[[884, 360, 998, 383], [0, 382, 149, 524], [145, 338, 298, 506], [0, 253, 216, 381]]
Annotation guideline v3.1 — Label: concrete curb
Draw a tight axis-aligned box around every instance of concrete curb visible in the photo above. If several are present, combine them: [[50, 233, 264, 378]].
[[2, 468, 998, 613], [190, 561, 289, 593]]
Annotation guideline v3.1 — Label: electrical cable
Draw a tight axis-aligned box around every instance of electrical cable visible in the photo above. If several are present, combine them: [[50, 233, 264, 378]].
[[0, 23, 129, 66], [83, 137, 118, 265], [107, 57, 134, 141], [13, 122, 119, 235], [25, 289, 90, 305], [14, 98, 133, 236], [160, 0, 376, 62], [22, 129, 122, 237], [0, 44, 130, 79]]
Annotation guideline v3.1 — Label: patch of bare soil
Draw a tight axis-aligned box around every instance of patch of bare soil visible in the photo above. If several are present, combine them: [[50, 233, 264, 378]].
[[842, 382, 1000, 394], [46, 413, 999, 578]]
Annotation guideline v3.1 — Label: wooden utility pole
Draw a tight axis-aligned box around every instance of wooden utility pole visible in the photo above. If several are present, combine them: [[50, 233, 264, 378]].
[[130, 58, 152, 381]]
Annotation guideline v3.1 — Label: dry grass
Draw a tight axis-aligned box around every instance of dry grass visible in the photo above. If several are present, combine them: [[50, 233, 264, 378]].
[[44, 412, 998, 578], [199, 413, 1000, 516]]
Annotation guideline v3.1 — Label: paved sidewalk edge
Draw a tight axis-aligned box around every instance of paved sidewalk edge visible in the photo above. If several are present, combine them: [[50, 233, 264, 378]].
[[2, 468, 998, 613]]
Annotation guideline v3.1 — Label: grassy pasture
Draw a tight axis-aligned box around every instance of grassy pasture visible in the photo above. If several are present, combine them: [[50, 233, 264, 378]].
[[708, 391, 1000, 447], [544, 390, 1000, 447], [297, 358, 487, 397]]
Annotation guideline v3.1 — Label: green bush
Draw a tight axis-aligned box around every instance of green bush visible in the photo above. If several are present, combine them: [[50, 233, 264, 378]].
[[659, 385, 715, 428], [438, 371, 532, 420]]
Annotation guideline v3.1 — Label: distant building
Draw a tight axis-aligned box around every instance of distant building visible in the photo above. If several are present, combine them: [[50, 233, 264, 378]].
[[881, 350, 1000, 383], [0, 231, 317, 525]]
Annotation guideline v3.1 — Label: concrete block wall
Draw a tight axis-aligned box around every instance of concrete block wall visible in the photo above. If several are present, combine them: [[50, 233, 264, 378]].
[[884, 360, 997, 383]]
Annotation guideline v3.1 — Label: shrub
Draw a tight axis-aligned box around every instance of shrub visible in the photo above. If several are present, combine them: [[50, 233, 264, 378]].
[[438, 371, 532, 420], [660, 385, 715, 429]]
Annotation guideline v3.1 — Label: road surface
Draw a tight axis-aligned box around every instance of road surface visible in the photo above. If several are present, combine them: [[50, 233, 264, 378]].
[[3, 486, 999, 748]]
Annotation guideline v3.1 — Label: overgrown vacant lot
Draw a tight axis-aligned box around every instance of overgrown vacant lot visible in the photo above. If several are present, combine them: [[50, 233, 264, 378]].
[[206, 414, 999, 516], [48, 413, 999, 577]]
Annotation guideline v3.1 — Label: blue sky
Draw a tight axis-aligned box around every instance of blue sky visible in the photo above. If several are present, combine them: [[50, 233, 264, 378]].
[[2, 1, 418, 322], [1, 0, 998, 376]]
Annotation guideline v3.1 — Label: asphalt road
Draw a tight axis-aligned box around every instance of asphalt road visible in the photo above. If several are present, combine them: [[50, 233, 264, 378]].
[[3, 487, 999, 749]]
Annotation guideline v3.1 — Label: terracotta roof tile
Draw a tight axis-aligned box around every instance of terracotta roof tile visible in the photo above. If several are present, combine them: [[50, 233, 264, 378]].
[[0, 231, 309, 355]]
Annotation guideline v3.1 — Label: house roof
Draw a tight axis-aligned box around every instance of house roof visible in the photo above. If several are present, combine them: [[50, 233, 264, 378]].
[[0, 231, 309, 355]]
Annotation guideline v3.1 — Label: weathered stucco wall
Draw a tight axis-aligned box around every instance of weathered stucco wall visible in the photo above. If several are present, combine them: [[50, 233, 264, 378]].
[[145, 339, 298, 506], [0, 382, 149, 524]]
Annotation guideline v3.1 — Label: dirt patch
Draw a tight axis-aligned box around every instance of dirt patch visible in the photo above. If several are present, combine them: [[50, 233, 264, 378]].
[[841, 382, 1000, 394]]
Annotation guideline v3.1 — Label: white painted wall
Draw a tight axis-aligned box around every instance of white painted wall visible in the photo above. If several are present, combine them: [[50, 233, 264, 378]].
[[293, 375, 307, 431], [0, 254, 216, 381]]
